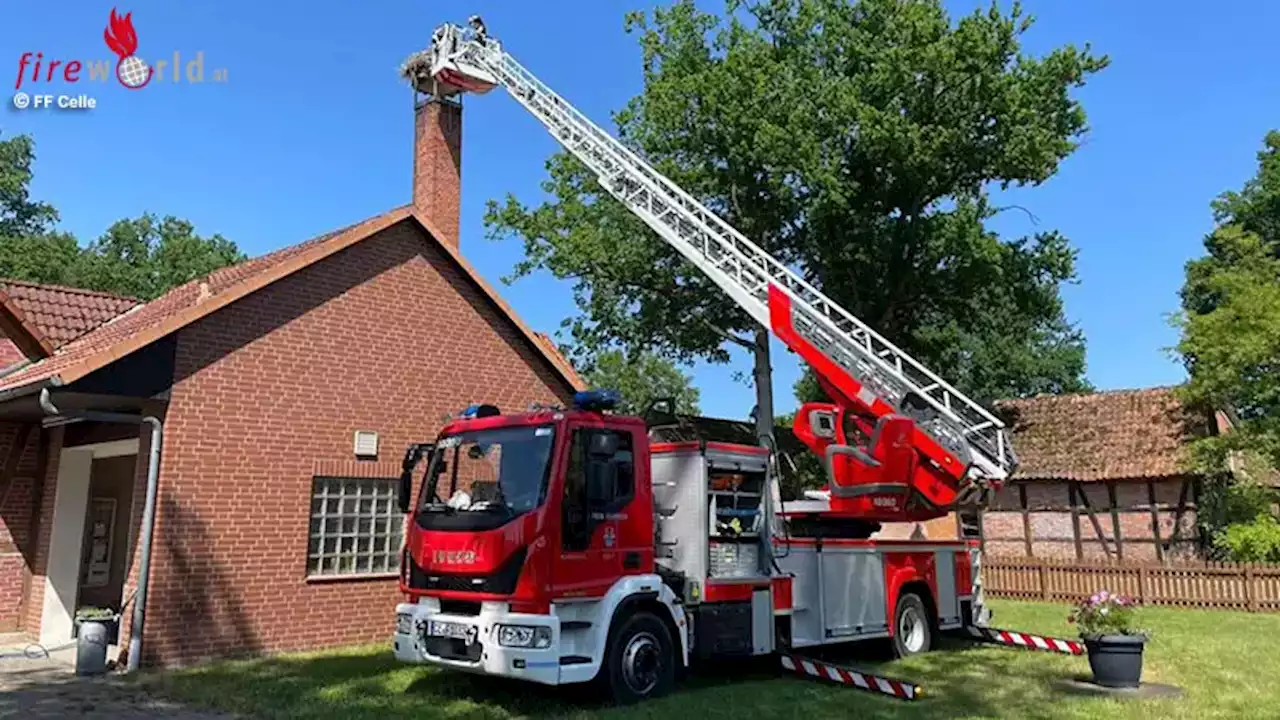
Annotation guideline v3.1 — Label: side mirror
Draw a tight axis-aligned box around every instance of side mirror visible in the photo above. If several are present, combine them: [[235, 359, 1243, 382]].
[[397, 469, 413, 514], [397, 443, 433, 514], [587, 432, 619, 459]]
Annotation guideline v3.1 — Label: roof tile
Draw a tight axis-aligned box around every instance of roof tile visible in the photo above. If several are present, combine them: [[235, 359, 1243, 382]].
[[995, 386, 1213, 483], [0, 280, 139, 350]]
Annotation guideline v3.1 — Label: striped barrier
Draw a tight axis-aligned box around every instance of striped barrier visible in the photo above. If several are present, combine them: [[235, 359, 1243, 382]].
[[779, 654, 922, 701], [962, 626, 1085, 655]]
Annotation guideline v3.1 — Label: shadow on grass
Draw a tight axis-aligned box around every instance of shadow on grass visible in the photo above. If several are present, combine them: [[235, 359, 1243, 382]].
[[144, 636, 1107, 720]]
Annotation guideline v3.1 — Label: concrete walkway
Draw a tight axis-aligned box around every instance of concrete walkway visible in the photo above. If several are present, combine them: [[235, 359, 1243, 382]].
[[0, 638, 230, 719]]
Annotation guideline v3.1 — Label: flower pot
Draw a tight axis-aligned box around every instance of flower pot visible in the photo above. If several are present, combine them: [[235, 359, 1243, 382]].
[[1084, 634, 1145, 688]]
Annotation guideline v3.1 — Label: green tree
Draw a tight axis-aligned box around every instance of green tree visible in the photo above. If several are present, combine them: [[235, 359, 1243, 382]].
[[582, 349, 701, 415], [76, 214, 246, 300], [1175, 132, 1280, 474], [0, 133, 57, 239], [0, 131, 246, 300], [1175, 132, 1280, 561], [485, 0, 1104, 407]]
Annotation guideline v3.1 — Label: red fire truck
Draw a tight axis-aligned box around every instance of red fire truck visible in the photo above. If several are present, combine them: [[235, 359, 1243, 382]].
[[390, 18, 1059, 705]]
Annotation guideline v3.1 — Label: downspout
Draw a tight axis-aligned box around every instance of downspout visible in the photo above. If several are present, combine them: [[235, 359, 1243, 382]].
[[39, 388, 164, 674]]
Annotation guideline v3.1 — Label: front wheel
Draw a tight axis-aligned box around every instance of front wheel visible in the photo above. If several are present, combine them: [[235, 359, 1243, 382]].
[[892, 592, 934, 658], [603, 611, 676, 704]]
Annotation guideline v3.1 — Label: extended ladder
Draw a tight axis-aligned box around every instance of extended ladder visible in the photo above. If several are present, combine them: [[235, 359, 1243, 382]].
[[404, 21, 1016, 488]]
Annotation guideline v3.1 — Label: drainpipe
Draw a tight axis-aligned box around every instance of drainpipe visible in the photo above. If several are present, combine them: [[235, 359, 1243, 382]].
[[39, 388, 164, 674]]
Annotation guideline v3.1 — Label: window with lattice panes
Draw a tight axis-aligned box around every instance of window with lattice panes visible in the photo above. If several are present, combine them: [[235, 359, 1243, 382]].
[[308, 477, 403, 577]]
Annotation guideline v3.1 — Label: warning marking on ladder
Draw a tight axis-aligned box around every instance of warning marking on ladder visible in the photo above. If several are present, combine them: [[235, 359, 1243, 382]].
[[780, 654, 922, 701], [962, 626, 1085, 655]]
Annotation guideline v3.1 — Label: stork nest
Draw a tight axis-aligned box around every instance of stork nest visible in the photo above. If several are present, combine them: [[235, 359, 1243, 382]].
[[399, 50, 433, 87]]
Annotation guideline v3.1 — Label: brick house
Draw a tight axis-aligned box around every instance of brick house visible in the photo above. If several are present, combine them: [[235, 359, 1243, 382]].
[[972, 387, 1219, 562], [0, 92, 586, 666]]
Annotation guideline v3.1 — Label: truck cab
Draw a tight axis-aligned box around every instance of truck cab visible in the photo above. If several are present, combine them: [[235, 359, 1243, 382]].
[[394, 393, 688, 702]]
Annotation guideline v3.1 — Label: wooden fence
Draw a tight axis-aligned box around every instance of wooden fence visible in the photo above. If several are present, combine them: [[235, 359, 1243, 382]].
[[982, 557, 1280, 613]]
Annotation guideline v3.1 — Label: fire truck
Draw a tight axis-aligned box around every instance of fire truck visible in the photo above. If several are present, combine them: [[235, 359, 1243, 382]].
[[391, 18, 1069, 704]]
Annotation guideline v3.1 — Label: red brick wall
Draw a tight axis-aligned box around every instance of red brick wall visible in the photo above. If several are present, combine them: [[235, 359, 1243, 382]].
[[981, 479, 1200, 562], [135, 221, 574, 665], [0, 422, 46, 631], [413, 99, 462, 250]]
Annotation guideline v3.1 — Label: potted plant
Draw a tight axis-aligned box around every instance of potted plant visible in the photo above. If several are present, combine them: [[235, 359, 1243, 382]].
[[1068, 590, 1149, 688]]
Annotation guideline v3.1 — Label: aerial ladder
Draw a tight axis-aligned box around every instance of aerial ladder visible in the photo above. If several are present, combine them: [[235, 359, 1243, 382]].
[[403, 18, 1018, 524]]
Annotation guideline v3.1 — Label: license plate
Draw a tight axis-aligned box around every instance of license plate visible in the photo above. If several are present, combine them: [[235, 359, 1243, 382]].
[[428, 620, 474, 641]]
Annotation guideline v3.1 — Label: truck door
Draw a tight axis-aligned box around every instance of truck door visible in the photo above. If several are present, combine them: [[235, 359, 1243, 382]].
[[553, 425, 638, 599]]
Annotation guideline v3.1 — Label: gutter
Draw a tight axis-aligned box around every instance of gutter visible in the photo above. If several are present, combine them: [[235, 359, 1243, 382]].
[[0, 376, 62, 405], [39, 387, 163, 674]]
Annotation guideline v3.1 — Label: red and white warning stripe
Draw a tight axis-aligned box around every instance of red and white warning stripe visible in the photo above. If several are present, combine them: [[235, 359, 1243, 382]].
[[780, 654, 922, 701], [964, 626, 1085, 655]]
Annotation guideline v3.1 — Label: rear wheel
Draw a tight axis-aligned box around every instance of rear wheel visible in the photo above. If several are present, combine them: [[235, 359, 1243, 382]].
[[603, 611, 676, 704], [892, 592, 933, 658]]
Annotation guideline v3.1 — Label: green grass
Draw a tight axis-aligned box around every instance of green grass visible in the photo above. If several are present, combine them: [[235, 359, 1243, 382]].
[[141, 600, 1280, 719]]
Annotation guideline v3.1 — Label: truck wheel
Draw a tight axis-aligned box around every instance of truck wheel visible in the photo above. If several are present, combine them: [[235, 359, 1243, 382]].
[[892, 592, 933, 658], [604, 611, 676, 704]]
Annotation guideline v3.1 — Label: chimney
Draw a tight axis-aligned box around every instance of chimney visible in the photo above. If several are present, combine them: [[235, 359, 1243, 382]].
[[412, 95, 462, 250]]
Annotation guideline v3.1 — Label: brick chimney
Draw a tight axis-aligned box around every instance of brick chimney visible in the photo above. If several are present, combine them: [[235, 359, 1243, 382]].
[[412, 95, 462, 250]]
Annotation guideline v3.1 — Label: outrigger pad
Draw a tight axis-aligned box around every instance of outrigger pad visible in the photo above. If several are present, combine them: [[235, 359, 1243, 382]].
[[779, 654, 922, 701]]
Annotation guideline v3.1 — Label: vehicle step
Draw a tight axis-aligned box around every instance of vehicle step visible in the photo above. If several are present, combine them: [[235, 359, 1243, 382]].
[[559, 655, 592, 665]]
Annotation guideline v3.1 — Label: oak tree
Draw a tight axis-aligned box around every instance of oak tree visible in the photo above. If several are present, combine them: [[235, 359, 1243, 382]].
[[485, 0, 1106, 405]]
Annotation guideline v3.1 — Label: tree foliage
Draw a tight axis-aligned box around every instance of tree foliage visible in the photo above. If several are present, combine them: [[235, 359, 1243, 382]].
[[0, 132, 245, 300], [582, 349, 701, 416], [1175, 131, 1280, 473], [74, 215, 245, 300], [485, 0, 1104, 406]]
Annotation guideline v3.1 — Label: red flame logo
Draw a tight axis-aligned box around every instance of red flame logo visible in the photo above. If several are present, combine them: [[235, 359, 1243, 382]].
[[103, 8, 152, 89], [103, 8, 139, 58]]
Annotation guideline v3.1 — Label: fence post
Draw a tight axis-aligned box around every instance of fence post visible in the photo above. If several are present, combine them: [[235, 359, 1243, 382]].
[[1138, 565, 1148, 604], [1246, 565, 1257, 613], [1039, 561, 1050, 602]]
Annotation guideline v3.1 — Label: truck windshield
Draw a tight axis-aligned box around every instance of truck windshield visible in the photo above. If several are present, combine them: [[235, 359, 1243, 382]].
[[418, 424, 556, 519]]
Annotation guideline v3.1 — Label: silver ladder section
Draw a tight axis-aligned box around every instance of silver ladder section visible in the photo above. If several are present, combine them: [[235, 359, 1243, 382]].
[[424, 24, 1014, 484]]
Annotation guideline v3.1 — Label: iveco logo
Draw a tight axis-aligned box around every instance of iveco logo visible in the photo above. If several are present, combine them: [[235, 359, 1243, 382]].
[[434, 550, 478, 564]]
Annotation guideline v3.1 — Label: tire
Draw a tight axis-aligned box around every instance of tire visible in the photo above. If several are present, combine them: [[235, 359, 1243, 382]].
[[602, 611, 677, 705], [891, 592, 934, 658]]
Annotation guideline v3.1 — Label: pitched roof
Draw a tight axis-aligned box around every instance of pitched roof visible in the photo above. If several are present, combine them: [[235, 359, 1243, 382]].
[[0, 279, 139, 359], [0, 207, 585, 398], [995, 386, 1213, 483]]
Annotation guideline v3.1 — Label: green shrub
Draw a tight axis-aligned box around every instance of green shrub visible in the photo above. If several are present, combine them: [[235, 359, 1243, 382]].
[[1214, 514, 1280, 562]]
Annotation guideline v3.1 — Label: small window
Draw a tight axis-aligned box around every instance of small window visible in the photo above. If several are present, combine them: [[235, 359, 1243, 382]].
[[308, 477, 403, 577], [591, 429, 634, 511]]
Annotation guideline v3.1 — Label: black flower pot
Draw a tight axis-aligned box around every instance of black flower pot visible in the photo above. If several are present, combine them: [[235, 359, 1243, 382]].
[[1084, 635, 1145, 688]]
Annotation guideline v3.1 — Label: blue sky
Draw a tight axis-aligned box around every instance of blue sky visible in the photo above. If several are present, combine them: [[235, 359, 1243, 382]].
[[5, 1, 1279, 420]]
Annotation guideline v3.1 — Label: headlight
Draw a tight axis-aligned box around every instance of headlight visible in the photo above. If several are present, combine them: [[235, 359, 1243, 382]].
[[396, 613, 413, 635], [496, 625, 552, 648]]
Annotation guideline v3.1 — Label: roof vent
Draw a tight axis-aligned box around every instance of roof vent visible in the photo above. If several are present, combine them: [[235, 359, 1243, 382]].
[[353, 430, 379, 458]]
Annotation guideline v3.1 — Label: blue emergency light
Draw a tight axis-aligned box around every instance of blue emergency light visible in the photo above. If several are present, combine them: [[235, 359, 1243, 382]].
[[572, 389, 620, 412], [458, 403, 501, 419]]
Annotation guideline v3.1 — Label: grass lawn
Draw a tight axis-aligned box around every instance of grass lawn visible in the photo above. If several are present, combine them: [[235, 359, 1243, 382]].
[[141, 600, 1280, 720]]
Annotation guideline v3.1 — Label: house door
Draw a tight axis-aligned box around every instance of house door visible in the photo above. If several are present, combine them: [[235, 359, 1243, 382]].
[[76, 455, 137, 612]]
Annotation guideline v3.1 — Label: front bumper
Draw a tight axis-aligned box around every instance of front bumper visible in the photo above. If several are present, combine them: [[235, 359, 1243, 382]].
[[393, 599, 565, 686]]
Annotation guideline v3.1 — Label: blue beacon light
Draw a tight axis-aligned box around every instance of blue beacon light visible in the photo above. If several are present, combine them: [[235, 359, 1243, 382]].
[[572, 389, 620, 412]]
